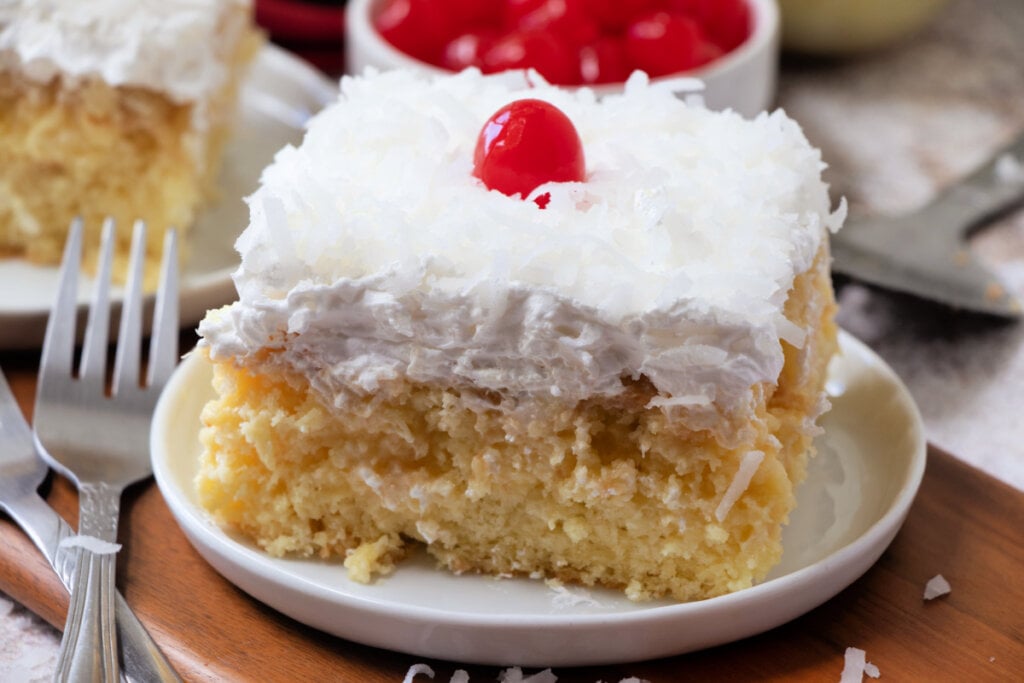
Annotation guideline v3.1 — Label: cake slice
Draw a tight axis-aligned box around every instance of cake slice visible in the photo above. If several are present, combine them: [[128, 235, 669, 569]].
[[0, 0, 260, 276], [196, 69, 844, 602]]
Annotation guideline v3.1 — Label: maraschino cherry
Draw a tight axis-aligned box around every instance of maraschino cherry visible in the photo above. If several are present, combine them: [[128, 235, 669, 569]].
[[374, 0, 753, 83], [473, 98, 586, 206]]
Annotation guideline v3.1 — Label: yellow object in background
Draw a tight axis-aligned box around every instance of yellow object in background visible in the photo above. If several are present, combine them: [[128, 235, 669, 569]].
[[778, 0, 948, 54]]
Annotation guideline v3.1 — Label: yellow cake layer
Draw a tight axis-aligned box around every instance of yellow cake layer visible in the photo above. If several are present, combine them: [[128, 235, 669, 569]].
[[0, 24, 259, 279], [197, 248, 837, 602]]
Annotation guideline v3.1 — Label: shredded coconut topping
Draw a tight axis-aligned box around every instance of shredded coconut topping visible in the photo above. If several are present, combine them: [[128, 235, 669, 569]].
[[200, 69, 841, 419], [715, 450, 765, 522]]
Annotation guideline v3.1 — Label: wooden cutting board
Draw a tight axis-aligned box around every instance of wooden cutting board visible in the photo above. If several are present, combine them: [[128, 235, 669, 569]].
[[2, 356, 1023, 681]]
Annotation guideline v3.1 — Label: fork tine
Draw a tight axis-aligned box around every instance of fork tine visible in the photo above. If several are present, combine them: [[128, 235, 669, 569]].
[[79, 218, 116, 388], [147, 228, 179, 388], [112, 220, 146, 396], [39, 219, 83, 384]]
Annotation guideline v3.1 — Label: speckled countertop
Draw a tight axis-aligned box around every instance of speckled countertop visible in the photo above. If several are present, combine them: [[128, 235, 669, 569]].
[[780, 0, 1024, 491], [3, 0, 1023, 677]]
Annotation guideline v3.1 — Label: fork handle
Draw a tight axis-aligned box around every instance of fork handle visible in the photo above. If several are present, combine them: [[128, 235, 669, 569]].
[[55, 484, 121, 683], [54, 513, 181, 683], [4, 493, 181, 682], [55, 548, 119, 682]]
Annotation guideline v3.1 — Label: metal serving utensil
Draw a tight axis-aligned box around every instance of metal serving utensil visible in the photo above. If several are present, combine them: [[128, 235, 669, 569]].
[[831, 130, 1024, 317], [33, 219, 179, 682], [0, 369, 181, 683]]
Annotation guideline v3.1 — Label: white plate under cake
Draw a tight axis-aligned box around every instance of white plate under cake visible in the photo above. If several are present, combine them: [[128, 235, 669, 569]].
[[152, 331, 926, 665]]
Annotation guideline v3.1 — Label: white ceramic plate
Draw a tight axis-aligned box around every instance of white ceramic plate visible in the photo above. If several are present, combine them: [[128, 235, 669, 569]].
[[0, 45, 337, 350], [151, 331, 926, 667]]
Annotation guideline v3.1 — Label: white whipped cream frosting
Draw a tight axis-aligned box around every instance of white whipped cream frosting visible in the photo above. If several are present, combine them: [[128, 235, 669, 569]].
[[0, 0, 250, 104], [200, 69, 844, 419]]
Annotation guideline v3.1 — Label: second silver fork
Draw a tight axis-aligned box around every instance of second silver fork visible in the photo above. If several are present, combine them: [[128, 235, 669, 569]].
[[34, 219, 179, 683], [0, 368, 180, 683]]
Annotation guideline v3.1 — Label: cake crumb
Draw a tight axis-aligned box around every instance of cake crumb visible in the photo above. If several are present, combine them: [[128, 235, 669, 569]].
[[840, 647, 880, 682], [985, 281, 1006, 301], [343, 534, 402, 583], [923, 574, 951, 600]]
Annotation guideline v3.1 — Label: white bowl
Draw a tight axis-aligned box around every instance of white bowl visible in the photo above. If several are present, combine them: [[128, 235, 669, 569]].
[[346, 0, 780, 118]]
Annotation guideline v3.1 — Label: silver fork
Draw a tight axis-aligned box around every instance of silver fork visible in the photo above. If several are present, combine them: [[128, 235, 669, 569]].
[[0, 369, 181, 683], [34, 218, 179, 683]]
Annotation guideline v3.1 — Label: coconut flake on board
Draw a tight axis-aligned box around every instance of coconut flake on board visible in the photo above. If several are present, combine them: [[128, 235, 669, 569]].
[[404, 667, 474, 683], [840, 647, 881, 682], [401, 666, 650, 683], [403, 664, 435, 682], [923, 574, 952, 600], [498, 668, 558, 683]]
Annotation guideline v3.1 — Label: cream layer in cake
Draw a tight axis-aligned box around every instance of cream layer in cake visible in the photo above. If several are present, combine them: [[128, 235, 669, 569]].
[[0, 0, 259, 274], [197, 69, 844, 601]]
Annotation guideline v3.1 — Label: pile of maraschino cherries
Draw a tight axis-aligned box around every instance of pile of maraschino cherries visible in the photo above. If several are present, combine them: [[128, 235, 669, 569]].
[[375, 0, 752, 85]]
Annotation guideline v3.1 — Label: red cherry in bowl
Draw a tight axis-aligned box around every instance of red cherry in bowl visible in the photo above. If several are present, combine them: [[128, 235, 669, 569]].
[[481, 30, 578, 85], [473, 98, 586, 202], [625, 11, 706, 77]]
